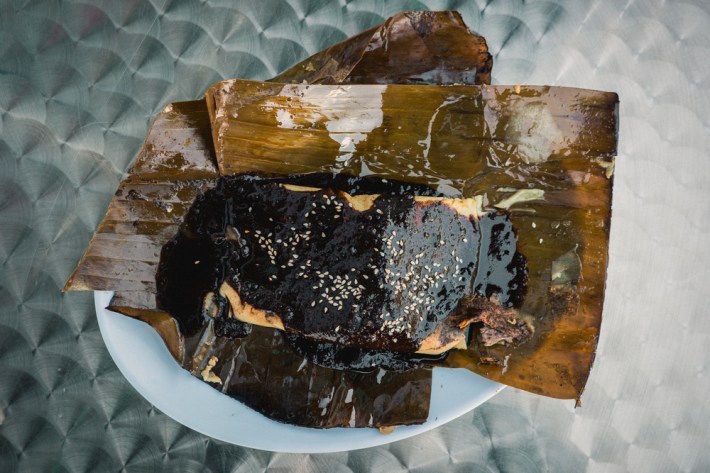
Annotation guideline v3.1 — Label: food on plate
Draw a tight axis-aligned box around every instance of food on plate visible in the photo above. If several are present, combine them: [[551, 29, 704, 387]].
[[63, 10, 618, 429]]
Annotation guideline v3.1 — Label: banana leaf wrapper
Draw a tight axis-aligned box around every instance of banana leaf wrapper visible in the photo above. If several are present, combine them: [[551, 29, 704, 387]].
[[206, 80, 616, 182], [63, 99, 218, 294], [205, 80, 618, 400], [183, 322, 431, 428], [271, 10, 491, 85]]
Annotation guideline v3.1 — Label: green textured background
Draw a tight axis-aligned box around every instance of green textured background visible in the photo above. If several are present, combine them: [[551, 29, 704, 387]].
[[1, 0, 709, 471]]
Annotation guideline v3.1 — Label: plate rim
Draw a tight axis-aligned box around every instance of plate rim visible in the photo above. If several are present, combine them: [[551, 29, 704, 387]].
[[95, 290, 503, 453]]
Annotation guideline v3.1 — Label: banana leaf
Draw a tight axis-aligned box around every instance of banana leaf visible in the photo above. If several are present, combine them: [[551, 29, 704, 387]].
[[182, 322, 431, 428], [205, 80, 616, 184], [63, 100, 218, 293], [271, 10, 492, 85]]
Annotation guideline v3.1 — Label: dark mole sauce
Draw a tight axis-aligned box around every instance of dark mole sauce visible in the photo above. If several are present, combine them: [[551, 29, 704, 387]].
[[156, 173, 527, 371]]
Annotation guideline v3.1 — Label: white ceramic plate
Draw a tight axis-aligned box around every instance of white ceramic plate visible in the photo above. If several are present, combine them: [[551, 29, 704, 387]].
[[95, 290, 503, 453]]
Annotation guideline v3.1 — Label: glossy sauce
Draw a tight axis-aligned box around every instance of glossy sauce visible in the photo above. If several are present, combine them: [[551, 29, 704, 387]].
[[156, 173, 527, 370]]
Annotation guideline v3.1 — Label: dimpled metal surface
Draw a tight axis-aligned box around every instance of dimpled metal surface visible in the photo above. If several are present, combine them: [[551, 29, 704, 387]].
[[1, 0, 708, 472]]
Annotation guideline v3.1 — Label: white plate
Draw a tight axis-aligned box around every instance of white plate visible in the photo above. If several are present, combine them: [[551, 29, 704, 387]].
[[95, 290, 503, 453]]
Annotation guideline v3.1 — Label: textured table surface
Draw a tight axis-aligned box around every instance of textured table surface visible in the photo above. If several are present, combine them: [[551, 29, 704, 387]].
[[1, 1, 709, 472]]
